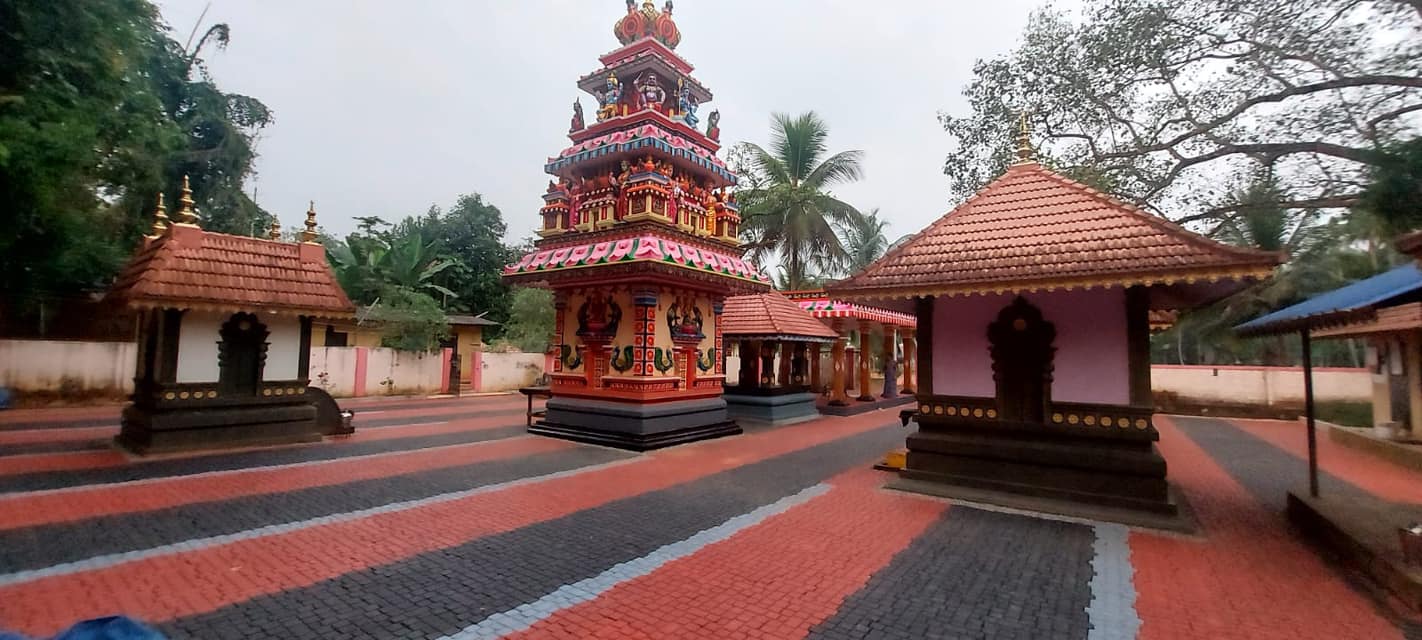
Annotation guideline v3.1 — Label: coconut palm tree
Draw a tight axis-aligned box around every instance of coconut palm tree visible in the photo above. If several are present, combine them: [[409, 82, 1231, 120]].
[[737, 112, 866, 290], [838, 207, 890, 276]]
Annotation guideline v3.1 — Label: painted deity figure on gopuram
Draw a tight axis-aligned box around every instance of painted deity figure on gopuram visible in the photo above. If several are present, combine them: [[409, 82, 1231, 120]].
[[503, 1, 769, 451]]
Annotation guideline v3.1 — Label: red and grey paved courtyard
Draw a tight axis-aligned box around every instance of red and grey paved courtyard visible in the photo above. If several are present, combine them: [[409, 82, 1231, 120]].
[[0, 395, 1417, 639]]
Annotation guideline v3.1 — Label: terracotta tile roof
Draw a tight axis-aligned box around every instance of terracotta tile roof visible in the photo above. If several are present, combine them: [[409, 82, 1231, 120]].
[[831, 162, 1281, 299], [107, 226, 355, 317], [721, 292, 839, 340]]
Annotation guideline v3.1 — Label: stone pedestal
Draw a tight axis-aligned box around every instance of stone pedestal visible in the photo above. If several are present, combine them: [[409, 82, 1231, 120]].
[[118, 383, 329, 454], [533, 395, 740, 451], [724, 391, 819, 425]]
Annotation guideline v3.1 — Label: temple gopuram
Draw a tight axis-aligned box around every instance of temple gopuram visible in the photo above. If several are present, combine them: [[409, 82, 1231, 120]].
[[503, 1, 771, 450], [829, 124, 1281, 528]]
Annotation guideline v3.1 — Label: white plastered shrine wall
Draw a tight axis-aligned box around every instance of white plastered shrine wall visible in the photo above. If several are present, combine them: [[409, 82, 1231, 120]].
[[175, 311, 303, 383]]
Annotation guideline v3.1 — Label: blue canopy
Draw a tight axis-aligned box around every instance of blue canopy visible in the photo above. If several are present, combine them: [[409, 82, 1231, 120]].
[[1235, 262, 1422, 336]]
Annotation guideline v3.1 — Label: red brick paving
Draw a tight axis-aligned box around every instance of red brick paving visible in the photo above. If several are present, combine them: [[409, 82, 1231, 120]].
[[0, 426, 117, 446], [0, 450, 129, 476], [1229, 418, 1422, 504], [0, 411, 893, 636], [0, 430, 567, 531], [504, 467, 945, 640], [1130, 416, 1402, 640]]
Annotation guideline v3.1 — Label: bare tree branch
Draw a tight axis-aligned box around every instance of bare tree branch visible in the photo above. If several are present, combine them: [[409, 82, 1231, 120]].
[[1096, 76, 1422, 159]]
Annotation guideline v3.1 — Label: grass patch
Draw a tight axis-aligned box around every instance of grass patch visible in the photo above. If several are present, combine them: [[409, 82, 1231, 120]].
[[1314, 401, 1373, 429]]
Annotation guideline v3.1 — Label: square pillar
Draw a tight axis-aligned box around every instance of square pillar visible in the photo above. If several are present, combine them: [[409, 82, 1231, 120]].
[[901, 329, 917, 395], [829, 330, 850, 407], [810, 343, 823, 391], [633, 288, 658, 376], [777, 342, 793, 387], [881, 326, 898, 398], [857, 322, 874, 402]]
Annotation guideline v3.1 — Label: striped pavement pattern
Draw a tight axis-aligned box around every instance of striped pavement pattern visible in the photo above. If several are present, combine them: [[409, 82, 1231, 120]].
[[0, 394, 1412, 639]]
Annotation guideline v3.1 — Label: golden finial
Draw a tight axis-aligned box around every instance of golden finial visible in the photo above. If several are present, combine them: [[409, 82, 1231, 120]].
[[174, 175, 200, 226], [1014, 111, 1035, 164], [268, 219, 282, 240], [148, 193, 170, 238], [300, 201, 319, 243]]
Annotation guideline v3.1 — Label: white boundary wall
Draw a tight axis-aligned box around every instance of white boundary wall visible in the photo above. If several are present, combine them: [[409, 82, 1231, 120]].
[[0, 340, 1373, 406], [479, 352, 546, 392], [0, 340, 137, 394], [1151, 365, 1369, 406]]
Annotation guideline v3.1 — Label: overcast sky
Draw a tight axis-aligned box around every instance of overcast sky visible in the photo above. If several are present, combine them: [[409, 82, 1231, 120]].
[[155, 0, 1054, 245]]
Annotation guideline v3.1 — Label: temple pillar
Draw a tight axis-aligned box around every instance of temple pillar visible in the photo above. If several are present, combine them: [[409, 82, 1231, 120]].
[[791, 343, 809, 387], [757, 340, 773, 386], [552, 296, 568, 373], [713, 300, 725, 376], [738, 340, 756, 388], [633, 288, 658, 376], [881, 325, 898, 398], [829, 332, 850, 407], [857, 322, 874, 401], [901, 328, 917, 395], [777, 342, 792, 387], [810, 343, 823, 391], [845, 345, 857, 395]]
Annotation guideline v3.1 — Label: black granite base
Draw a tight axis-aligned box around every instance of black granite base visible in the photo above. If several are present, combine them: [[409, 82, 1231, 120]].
[[533, 396, 742, 451], [899, 417, 1182, 524], [724, 391, 819, 425], [821, 394, 916, 417], [117, 402, 323, 455]]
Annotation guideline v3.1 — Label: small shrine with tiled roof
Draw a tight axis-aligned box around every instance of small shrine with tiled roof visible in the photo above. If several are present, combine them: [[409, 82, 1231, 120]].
[[503, 2, 770, 451], [106, 178, 355, 453], [720, 292, 837, 424], [782, 290, 919, 412], [828, 122, 1281, 527]]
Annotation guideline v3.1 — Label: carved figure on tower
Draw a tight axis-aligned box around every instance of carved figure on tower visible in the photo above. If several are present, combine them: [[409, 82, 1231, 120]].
[[706, 110, 721, 142], [598, 73, 623, 121], [570, 99, 585, 132], [635, 72, 667, 113], [677, 78, 700, 128]]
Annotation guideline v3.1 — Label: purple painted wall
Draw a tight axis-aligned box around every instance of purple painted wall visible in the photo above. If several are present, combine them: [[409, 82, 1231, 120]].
[[931, 288, 1131, 405]]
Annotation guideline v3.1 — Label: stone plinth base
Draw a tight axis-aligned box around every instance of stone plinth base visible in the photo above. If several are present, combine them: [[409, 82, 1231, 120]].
[[724, 391, 819, 425], [533, 396, 741, 451], [1288, 490, 1422, 612], [118, 401, 322, 455], [899, 416, 1189, 530]]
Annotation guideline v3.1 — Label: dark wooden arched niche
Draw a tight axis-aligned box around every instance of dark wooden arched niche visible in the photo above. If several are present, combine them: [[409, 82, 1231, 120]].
[[218, 312, 270, 396], [987, 297, 1057, 423]]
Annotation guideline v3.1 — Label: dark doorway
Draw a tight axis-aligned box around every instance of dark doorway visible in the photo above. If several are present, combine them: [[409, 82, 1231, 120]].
[[987, 297, 1056, 423], [219, 313, 270, 396], [324, 325, 349, 347]]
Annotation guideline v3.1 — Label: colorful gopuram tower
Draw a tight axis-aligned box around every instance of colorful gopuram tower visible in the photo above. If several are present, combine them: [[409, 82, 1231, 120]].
[[503, 1, 772, 450]]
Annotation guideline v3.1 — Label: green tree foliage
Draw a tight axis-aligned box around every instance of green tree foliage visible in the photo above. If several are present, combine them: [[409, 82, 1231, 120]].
[[422, 194, 515, 324], [1152, 173, 1398, 365], [366, 286, 449, 352], [0, 0, 273, 308], [838, 208, 890, 276], [328, 194, 519, 350], [499, 288, 555, 353], [734, 112, 867, 289], [1363, 138, 1422, 235], [940, 0, 1420, 226]]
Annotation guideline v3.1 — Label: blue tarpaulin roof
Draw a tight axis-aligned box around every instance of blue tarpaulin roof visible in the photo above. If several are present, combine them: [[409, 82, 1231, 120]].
[[1235, 263, 1422, 336]]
